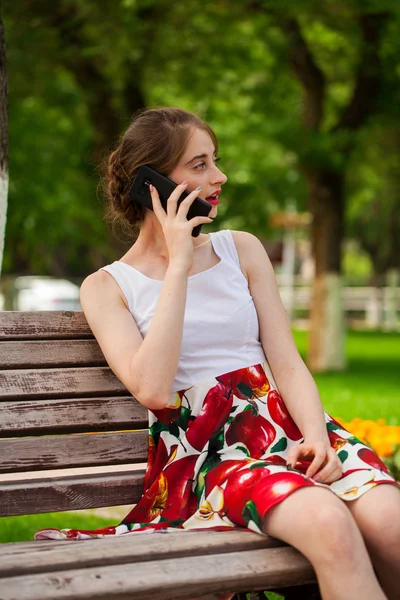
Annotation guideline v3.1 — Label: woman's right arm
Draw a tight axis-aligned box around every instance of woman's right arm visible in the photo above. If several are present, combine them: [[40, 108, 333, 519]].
[[80, 183, 212, 410], [80, 264, 188, 410]]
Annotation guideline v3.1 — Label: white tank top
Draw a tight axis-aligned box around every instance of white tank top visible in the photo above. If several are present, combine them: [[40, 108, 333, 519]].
[[100, 230, 266, 391]]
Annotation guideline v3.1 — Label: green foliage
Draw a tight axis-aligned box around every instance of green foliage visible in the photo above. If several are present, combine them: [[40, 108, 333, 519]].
[[346, 123, 400, 276], [2, 0, 400, 276]]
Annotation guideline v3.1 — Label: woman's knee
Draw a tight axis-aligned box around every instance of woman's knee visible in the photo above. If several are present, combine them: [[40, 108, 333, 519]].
[[264, 487, 361, 563], [308, 500, 361, 562]]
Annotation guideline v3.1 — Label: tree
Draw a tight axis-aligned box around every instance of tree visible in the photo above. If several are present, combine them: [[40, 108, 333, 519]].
[[1, 0, 162, 276], [347, 122, 400, 284]]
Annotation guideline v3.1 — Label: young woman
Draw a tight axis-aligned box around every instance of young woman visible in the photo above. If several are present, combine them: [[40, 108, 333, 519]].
[[37, 107, 400, 600]]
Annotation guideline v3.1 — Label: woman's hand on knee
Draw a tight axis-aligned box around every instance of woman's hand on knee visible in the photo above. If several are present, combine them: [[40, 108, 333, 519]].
[[287, 442, 343, 484]]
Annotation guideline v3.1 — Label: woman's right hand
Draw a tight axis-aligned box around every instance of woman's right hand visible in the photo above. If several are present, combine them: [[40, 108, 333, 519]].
[[150, 182, 213, 273]]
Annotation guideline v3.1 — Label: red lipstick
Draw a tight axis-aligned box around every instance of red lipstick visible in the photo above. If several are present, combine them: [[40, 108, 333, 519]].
[[205, 189, 221, 206]]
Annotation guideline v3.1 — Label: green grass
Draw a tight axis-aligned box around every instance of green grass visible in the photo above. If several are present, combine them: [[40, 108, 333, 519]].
[[0, 511, 112, 543], [293, 329, 400, 424]]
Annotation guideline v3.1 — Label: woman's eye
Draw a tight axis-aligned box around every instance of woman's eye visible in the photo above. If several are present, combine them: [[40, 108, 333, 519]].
[[194, 158, 221, 170]]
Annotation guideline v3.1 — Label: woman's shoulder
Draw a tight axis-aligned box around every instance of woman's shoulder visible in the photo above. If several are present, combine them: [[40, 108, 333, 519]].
[[80, 267, 128, 310], [229, 230, 273, 278], [81, 267, 114, 292], [230, 229, 260, 247], [230, 230, 266, 259]]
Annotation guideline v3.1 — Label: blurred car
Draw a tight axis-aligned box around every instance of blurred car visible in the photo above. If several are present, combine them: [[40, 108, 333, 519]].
[[14, 276, 81, 311]]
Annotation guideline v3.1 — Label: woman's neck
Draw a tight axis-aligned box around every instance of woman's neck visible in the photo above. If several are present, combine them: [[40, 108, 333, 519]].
[[133, 211, 209, 258]]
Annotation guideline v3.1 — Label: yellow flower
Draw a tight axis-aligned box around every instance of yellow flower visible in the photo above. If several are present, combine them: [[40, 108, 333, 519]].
[[334, 417, 400, 458]]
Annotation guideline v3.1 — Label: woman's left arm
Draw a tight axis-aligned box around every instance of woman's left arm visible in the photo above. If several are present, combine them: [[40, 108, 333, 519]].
[[233, 231, 342, 484]]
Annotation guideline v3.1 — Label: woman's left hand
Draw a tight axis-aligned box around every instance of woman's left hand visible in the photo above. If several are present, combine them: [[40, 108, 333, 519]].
[[286, 440, 343, 484]]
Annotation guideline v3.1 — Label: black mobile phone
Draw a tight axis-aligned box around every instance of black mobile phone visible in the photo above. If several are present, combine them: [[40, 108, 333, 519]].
[[128, 165, 212, 237]]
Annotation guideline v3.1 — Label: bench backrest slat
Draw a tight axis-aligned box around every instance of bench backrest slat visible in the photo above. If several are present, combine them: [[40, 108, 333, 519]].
[[0, 470, 145, 517], [0, 367, 127, 399], [1, 397, 147, 435], [0, 340, 106, 368], [0, 311, 92, 339], [0, 431, 148, 473]]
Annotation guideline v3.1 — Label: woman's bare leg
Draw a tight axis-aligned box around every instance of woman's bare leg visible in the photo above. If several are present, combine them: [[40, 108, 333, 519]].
[[263, 486, 386, 600], [347, 484, 400, 600]]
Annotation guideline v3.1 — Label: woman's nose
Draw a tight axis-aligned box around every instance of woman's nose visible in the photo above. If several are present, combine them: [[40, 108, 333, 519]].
[[212, 165, 227, 186]]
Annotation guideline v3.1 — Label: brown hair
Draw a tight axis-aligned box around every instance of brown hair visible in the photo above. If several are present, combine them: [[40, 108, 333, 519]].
[[103, 107, 218, 237]]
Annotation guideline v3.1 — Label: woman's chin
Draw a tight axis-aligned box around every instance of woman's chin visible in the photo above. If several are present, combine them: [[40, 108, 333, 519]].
[[209, 206, 218, 219]]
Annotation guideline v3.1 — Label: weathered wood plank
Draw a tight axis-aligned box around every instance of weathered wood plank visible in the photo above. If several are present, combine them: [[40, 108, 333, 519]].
[[0, 367, 127, 400], [0, 469, 146, 516], [0, 431, 148, 473], [0, 546, 316, 599], [0, 340, 106, 369], [0, 397, 147, 435], [0, 311, 92, 340], [0, 530, 284, 577]]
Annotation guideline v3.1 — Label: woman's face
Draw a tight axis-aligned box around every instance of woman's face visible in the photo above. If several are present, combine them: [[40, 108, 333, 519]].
[[168, 128, 227, 219]]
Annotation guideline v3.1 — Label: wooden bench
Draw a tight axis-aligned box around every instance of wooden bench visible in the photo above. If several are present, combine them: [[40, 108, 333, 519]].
[[0, 311, 319, 600]]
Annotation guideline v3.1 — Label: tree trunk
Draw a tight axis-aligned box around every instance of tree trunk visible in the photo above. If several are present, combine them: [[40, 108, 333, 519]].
[[305, 169, 346, 371], [0, 16, 8, 277]]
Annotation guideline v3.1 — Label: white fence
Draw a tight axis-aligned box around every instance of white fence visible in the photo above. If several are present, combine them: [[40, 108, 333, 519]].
[[278, 286, 400, 330]]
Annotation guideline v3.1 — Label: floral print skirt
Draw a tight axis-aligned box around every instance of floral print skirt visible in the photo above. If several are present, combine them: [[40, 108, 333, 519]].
[[36, 361, 398, 543]]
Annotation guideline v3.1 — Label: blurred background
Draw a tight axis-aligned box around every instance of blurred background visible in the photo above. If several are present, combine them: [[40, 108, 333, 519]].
[[0, 0, 399, 545], [0, 1, 399, 415]]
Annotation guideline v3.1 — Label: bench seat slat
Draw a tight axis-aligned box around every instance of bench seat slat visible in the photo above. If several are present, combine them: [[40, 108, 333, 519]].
[[0, 546, 316, 600], [0, 311, 92, 340], [0, 397, 147, 435], [0, 469, 145, 516], [0, 431, 148, 473], [0, 340, 106, 368], [0, 367, 127, 400], [0, 530, 284, 577]]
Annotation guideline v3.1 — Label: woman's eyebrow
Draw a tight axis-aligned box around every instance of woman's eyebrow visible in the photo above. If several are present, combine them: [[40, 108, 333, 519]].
[[185, 153, 215, 165]]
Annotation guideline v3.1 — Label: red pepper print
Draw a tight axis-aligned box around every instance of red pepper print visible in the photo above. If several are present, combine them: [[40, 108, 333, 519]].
[[328, 430, 348, 452], [217, 364, 270, 399], [143, 434, 157, 489], [267, 390, 302, 441], [162, 454, 199, 520], [290, 457, 313, 475], [123, 472, 168, 523], [151, 391, 185, 424], [226, 411, 276, 458], [67, 525, 117, 538], [204, 459, 248, 497], [357, 448, 389, 473], [251, 471, 314, 516], [186, 382, 233, 451], [222, 466, 271, 526], [341, 468, 372, 478], [147, 439, 178, 489], [265, 455, 286, 466]]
